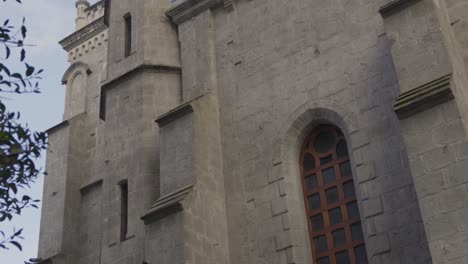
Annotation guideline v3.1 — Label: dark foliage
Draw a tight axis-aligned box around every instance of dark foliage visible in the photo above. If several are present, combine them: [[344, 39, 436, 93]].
[[0, 0, 47, 252]]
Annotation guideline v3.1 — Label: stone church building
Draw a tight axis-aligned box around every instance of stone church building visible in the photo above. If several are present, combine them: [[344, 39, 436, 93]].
[[37, 0, 468, 263]]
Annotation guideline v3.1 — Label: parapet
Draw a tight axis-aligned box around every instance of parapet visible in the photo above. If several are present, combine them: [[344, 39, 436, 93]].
[[60, 1, 108, 63], [76, 0, 105, 30]]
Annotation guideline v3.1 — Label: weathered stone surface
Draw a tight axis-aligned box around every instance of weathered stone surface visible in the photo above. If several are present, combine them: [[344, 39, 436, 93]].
[[38, 0, 468, 263]]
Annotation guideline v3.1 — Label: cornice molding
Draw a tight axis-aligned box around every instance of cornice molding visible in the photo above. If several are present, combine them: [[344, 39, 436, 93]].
[[379, 0, 422, 18], [394, 74, 453, 119], [141, 184, 194, 225], [166, 0, 224, 25], [59, 17, 107, 51]]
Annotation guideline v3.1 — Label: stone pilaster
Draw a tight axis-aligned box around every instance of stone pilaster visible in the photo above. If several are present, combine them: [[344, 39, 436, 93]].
[[380, 0, 468, 262]]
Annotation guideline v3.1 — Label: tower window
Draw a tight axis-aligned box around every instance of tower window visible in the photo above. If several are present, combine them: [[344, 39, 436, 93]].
[[300, 125, 368, 264], [124, 13, 132, 57], [119, 180, 128, 242]]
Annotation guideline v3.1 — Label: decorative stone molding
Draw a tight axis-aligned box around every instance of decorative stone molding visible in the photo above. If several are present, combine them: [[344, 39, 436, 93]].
[[166, 0, 226, 25], [59, 17, 107, 51], [141, 184, 194, 225], [394, 74, 453, 119], [379, 0, 422, 18], [62, 62, 92, 84]]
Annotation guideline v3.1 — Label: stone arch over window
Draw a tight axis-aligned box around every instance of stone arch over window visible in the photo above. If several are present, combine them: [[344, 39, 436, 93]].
[[270, 100, 373, 264], [300, 124, 368, 263], [62, 61, 91, 85], [62, 62, 91, 119]]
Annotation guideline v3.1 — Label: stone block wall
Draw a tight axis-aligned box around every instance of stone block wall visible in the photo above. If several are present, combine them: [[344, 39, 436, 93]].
[[38, 0, 468, 263], [168, 0, 432, 263], [106, 0, 179, 82], [380, 0, 468, 262], [38, 124, 71, 259], [38, 114, 88, 263], [97, 71, 181, 263], [401, 101, 468, 264], [78, 181, 103, 264]]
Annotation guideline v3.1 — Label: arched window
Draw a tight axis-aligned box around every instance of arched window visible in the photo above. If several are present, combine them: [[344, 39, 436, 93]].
[[300, 125, 368, 264]]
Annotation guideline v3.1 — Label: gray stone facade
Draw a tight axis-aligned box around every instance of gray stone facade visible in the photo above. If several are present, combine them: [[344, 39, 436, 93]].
[[38, 0, 468, 263]]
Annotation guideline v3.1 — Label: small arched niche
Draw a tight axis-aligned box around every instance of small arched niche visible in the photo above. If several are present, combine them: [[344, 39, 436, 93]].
[[66, 71, 87, 118]]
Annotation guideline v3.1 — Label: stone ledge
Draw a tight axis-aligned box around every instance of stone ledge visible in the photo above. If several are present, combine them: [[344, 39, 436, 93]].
[[59, 17, 107, 51], [102, 64, 182, 91], [156, 104, 193, 127], [46, 121, 69, 135], [100, 64, 182, 120], [37, 258, 53, 264], [79, 178, 103, 194], [379, 0, 422, 18], [141, 184, 194, 225], [155, 93, 207, 126], [166, 0, 224, 25], [394, 74, 453, 119], [46, 113, 87, 135]]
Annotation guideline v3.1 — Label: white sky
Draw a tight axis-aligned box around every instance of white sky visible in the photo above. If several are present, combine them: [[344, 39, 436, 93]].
[[0, 1, 94, 263]]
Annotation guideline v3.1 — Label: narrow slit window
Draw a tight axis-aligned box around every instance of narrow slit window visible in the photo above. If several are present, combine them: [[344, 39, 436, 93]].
[[120, 180, 128, 242], [99, 89, 106, 121], [124, 14, 132, 57]]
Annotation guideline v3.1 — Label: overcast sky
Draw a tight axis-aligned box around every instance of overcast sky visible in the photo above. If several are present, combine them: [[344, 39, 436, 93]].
[[0, 1, 95, 263]]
